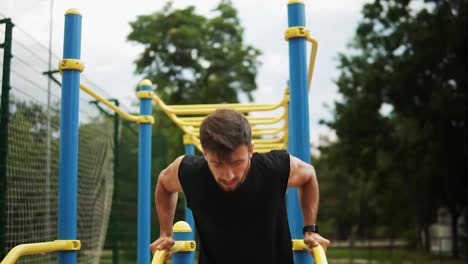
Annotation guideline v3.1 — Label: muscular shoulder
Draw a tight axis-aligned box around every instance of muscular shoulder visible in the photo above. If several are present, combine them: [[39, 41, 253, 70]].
[[178, 155, 209, 187], [179, 155, 206, 170], [253, 150, 290, 169]]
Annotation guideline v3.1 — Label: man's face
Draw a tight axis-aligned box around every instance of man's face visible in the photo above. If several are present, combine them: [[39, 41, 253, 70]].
[[204, 144, 253, 191]]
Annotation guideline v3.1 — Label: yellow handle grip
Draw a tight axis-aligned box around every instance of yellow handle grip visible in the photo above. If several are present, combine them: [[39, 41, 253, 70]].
[[311, 244, 328, 264], [151, 241, 196, 264], [152, 249, 169, 264]]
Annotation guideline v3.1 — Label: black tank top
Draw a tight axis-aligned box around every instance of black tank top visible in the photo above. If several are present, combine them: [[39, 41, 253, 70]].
[[178, 150, 293, 264]]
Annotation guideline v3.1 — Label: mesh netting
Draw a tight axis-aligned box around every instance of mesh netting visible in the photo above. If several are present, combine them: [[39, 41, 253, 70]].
[[1, 18, 116, 264]]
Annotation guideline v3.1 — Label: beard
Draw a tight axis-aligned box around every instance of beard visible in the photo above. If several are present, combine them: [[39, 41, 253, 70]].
[[216, 158, 251, 192]]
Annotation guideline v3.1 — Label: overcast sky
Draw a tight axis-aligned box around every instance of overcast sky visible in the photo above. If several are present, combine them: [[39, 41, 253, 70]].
[[1, 0, 368, 146]]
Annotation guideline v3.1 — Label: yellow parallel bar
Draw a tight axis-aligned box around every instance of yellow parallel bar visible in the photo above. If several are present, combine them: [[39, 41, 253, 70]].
[[152, 241, 196, 264], [1, 240, 81, 264], [176, 116, 276, 121], [291, 240, 328, 264], [167, 98, 288, 109], [151, 93, 288, 115], [190, 141, 286, 154], [253, 136, 285, 144], [180, 129, 285, 145], [191, 126, 286, 136], [177, 115, 285, 123], [253, 142, 287, 149], [178, 113, 286, 127], [79, 84, 154, 124]]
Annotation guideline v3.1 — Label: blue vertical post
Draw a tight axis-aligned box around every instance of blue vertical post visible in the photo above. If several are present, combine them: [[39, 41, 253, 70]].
[[173, 221, 194, 264], [138, 80, 153, 264], [286, 1, 313, 264], [179, 134, 195, 264], [58, 9, 82, 264]]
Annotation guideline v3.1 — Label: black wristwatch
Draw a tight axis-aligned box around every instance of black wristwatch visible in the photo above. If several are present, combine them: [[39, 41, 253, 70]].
[[302, 224, 319, 234]]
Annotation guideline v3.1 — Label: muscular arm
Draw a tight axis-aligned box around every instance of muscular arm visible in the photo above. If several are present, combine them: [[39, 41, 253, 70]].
[[155, 156, 184, 237], [287, 155, 319, 225], [287, 155, 330, 249]]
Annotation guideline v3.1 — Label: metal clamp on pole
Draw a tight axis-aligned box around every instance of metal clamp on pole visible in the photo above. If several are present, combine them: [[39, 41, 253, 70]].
[[284, 26, 318, 92], [58, 59, 84, 73]]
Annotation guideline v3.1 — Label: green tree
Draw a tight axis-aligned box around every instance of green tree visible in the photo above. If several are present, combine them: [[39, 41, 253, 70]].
[[128, 0, 261, 104], [320, 0, 466, 255]]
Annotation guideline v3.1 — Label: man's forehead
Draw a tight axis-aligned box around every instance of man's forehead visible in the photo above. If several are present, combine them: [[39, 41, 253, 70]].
[[206, 146, 249, 162]]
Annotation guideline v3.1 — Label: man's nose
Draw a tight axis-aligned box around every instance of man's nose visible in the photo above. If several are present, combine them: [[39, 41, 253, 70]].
[[222, 168, 235, 181]]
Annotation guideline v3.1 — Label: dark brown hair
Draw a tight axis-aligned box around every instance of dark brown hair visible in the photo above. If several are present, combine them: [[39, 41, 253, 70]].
[[200, 109, 251, 159]]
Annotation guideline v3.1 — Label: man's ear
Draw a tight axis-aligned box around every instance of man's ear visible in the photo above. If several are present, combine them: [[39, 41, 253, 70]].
[[248, 143, 254, 158]]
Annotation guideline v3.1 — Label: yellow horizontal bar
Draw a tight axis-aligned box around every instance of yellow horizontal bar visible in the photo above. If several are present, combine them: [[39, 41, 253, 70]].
[[291, 240, 328, 264], [79, 84, 154, 124], [152, 241, 196, 264], [190, 126, 286, 136], [177, 115, 274, 121], [1, 240, 81, 264], [151, 93, 288, 115], [178, 115, 285, 123], [253, 136, 286, 144], [178, 114, 286, 127], [253, 142, 287, 149], [189, 140, 286, 153]]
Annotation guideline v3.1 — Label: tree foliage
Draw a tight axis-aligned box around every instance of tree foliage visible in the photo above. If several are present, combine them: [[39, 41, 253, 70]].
[[128, 0, 261, 104], [318, 0, 466, 254]]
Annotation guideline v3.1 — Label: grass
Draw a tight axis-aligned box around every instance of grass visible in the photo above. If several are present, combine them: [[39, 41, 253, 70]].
[[326, 248, 466, 264], [99, 249, 466, 264]]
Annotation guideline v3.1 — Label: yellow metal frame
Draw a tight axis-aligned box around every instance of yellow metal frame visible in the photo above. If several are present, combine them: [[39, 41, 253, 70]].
[[151, 239, 327, 264], [284, 27, 318, 92], [151, 241, 196, 264], [0, 240, 81, 264], [58, 59, 84, 73], [292, 240, 328, 264], [149, 91, 289, 153], [65, 8, 81, 15], [288, 0, 304, 4], [79, 83, 155, 124]]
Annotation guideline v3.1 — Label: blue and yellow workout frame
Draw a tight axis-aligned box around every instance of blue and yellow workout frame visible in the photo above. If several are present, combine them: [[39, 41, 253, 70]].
[[1, 1, 321, 263]]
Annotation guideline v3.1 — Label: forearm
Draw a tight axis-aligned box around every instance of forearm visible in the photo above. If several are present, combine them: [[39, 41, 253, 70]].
[[155, 182, 178, 237], [298, 175, 319, 225]]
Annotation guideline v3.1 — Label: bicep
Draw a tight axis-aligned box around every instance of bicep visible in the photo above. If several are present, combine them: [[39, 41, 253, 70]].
[[287, 155, 315, 187], [158, 156, 184, 193]]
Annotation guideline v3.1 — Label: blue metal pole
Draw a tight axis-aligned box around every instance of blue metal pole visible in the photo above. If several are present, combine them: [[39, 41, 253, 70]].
[[181, 135, 195, 264], [138, 80, 153, 264], [286, 1, 313, 264], [58, 9, 82, 264], [172, 221, 193, 264]]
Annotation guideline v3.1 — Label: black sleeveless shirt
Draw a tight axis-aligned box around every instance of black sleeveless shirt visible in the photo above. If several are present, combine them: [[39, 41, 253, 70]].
[[178, 150, 293, 264]]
